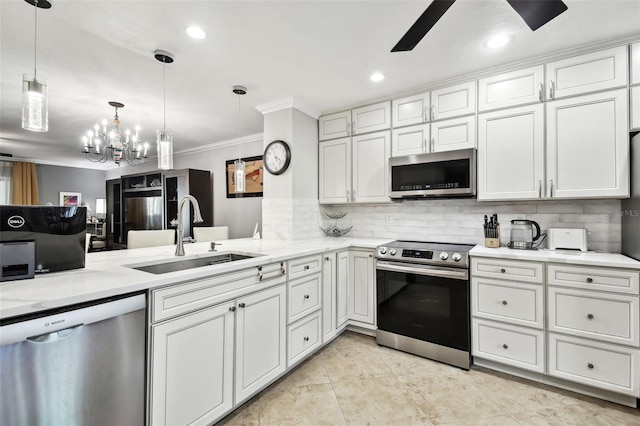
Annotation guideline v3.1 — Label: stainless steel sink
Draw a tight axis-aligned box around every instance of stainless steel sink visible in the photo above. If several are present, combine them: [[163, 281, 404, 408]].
[[130, 252, 259, 275]]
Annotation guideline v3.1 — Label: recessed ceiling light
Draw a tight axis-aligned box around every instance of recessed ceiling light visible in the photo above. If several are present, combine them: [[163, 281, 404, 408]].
[[370, 72, 385, 82], [486, 34, 510, 49], [186, 26, 206, 40]]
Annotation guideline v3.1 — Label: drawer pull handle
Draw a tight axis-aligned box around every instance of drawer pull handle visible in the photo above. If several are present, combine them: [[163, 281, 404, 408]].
[[500, 268, 506, 273], [588, 363, 594, 369], [239, 303, 246, 308], [304, 265, 310, 270], [304, 336, 309, 342], [258, 266, 263, 281], [281, 262, 286, 275], [587, 314, 594, 320], [304, 294, 310, 299], [502, 300, 508, 305], [229, 306, 236, 312], [586, 277, 593, 283], [502, 344, 508, 349]]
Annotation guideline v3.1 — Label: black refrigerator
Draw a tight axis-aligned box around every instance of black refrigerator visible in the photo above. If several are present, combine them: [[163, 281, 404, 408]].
[[621, 133, 640, 261]]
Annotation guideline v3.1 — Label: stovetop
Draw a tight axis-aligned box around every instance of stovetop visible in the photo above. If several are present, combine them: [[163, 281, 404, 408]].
[[375, 241, 475, 268]]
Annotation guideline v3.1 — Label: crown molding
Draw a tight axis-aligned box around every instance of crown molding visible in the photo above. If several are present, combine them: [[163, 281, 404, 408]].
[[174, 133, 264, 157], [255, 97, 321, 119]]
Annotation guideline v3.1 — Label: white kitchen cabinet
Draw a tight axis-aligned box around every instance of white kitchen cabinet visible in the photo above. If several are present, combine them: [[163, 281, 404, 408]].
[[391, 124, 429, 156], [546, 89, 629, 199], [352, 131, 391, 203], [322, 252, 337, 343], [392, 92, 430, 128], [347, 250, 375, 326], [288, 273, 322, 324], [431, 115, 476, 152], [545, 46, 628, 100], [336, 250, 349, 329], [478, 65, 544, 111], [631, 86, 640, 130], [472, 277, 544, 329], [352, 101, 391, 135], [319, 111, 351, 141], [319, 137, 351, 204], [430, 81, 476, 121], [477, 104, 545, 200], [235, 284, 287, 405], [287, 310, 322, 367], [632, 42, 640, 85], [150, 302, 235, 426]]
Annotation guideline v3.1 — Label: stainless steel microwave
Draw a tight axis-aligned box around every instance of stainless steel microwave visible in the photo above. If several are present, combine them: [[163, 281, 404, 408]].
[[389, 148, 476, 199]]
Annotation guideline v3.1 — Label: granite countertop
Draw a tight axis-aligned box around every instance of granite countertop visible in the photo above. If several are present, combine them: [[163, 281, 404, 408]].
[[470, 245, 640, 269], [0, 237, 392, 319]]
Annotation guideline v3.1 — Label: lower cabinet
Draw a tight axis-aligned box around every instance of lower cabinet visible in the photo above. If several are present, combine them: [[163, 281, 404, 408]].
[[288, 310, 322, 367], [348, 250, 375, 326]]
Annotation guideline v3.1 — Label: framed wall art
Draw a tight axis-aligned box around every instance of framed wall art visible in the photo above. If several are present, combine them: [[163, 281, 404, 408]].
[[59, 191, 82, 206], [226, 155, 263, 198]]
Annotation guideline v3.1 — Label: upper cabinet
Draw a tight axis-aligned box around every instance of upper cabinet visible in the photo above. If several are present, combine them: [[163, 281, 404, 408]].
[[430, 81, 476, 121], [319, 102, 391, 141], [631, 42, 640, 130], [392, 92, 430, 128], [478, 65, 544, 112], [319, 137, 351, 204], [545, 46, 628, 100], [432, 115, 476, 153], [391, 124, 429, 156], [632, 42, 640, 85]]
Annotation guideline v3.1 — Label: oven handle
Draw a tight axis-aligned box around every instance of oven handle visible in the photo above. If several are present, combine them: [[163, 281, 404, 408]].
[[376, 261, 468, 281]]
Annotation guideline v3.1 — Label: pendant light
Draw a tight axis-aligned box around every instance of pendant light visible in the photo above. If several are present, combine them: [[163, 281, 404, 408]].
[[22, 0, 51, 132], [155, 50, 175, 170], [233, 85, 247, 193]]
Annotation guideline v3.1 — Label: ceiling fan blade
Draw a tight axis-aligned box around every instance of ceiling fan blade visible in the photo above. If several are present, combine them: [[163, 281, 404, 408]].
[[391, 0, 456, 52], [507, 0, 568, 31]]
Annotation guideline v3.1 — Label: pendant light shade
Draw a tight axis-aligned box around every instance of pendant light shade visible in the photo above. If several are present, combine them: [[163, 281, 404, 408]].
[[155, 50, 175, 170], [22, 0, 50, 132], [233, 85, 247, 193]]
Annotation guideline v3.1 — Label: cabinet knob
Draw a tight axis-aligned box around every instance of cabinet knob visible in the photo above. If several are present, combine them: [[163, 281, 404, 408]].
[[325, 257, 330, 261], [369, 254, 373, 258], [586, 277, 593, 283], [239, 303, 246, 308], [304, 336, 309, 342], [502, 300, 508, 306], [588, 363, 594, 369], [500, 268, 506, 273], [587, 313, 594, 320], [304, 265, 310, 270], [502, 344, 508, 349], [229, 306, 236, 312], [304, 294, 310, 299]]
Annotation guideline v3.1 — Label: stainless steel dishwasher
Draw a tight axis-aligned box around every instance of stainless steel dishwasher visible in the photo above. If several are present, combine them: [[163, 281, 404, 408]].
[[0, 292, 146, 425]]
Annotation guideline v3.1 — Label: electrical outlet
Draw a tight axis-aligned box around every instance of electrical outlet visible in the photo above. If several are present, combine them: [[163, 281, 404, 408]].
[[385, 213, 393, 224]]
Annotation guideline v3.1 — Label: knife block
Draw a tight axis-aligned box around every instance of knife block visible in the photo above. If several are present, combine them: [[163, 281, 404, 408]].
[[484, 226, 500, 248]]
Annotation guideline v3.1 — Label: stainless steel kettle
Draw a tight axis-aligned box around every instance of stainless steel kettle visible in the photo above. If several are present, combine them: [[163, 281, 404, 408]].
[[509, 219, 541, 250]]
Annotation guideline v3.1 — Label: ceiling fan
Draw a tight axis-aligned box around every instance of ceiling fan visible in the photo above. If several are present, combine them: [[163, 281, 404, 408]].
[[392, 0, 568, 52]]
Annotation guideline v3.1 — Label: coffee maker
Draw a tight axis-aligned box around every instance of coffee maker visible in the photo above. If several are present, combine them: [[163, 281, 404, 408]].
[[508, 219, 541, 250]]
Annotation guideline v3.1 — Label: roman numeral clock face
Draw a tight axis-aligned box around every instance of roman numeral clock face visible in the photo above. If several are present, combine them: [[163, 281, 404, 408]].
[[264, 140, 291, 175]]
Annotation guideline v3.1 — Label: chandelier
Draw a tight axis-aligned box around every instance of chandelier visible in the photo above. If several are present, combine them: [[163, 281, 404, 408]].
[[82, 101, 148, 166]]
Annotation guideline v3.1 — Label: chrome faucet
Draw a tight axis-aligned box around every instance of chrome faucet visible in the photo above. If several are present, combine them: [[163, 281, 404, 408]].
[[175, 195, 204, 256]]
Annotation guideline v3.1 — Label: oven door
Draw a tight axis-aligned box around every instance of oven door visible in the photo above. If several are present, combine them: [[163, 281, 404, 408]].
[[376, 261, 470, 351]]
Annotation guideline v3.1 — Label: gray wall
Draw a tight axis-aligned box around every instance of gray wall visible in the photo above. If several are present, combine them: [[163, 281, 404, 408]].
[[36, 164, 106, 212]]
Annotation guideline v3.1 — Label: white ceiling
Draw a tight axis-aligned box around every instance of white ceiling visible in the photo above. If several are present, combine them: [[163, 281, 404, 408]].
[[1, 0, 639, 170]]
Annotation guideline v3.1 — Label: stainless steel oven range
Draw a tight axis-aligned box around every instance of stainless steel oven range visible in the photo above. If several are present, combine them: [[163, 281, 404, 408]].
[[375, 241, 474, 370]]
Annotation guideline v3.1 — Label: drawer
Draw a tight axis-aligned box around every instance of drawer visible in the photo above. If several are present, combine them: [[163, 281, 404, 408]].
[[288, 254, 323, 280], [472, 278, 543, 329], [151, 262, 285, 323], [548, 287, 639, 347], [547, 264, 639, 295], [472, 319, 545, 373], [288, 273, 322, 324], [471, 258, 544, 284], [287, 310, 322, 367], [549, 333, 640, 396]]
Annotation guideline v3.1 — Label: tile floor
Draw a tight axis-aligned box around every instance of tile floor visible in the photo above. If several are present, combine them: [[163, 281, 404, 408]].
[[218, 331, 640, 425]]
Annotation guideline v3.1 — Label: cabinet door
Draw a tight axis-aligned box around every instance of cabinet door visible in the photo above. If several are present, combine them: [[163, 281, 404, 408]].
[[392, 92, 430, 128], [546, 46, 628, 100], [431, 115, 476, 152], [478, 65, 544, 111], [352, 101, 391, 135], [319, 138, 352, 204], [322, 253, 337, 343], [478, 104, 545, 200], [352, 131, 391, 203], [431, 81, 476, 120], [348, 250, 375, 325], [632, 42, 640, 86], [150, 302, 234, 426], [391, 124, 429, 156], [546, 89, 629, 199], [336, 251, 349, 329], [235, 285, 286, 405], [319, 111, 351, 141], [632, 86, 640, 131]]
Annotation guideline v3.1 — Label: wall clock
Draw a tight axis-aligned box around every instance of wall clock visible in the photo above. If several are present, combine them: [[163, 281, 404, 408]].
[[264, 140, 291, 175]]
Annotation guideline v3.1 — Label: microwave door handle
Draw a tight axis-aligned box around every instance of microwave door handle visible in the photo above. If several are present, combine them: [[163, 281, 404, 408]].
[[377, 261, 468, 280]]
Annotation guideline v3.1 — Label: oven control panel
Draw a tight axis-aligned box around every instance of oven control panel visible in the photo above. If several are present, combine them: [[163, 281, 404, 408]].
[[402, 249, 433, 259], [376, 242, 471, 268]]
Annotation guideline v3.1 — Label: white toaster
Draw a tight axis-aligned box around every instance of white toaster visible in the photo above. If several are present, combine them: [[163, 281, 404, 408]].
[[547, 228, 587, 252]]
